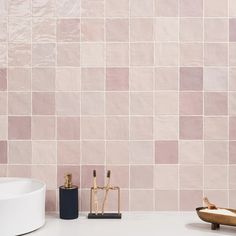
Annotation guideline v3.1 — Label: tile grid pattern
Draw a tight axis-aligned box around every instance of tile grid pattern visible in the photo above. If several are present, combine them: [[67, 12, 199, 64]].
[[0, 0, 236, 211]]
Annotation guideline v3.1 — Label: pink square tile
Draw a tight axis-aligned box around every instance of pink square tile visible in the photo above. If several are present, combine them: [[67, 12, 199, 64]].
[[205, 19, 228, 42], [81, 117, 104, 140], [8, 116, 31, 140], [204, 190, 228, 208], [180, 18, 203, 42], [130, 67, 153, 91], [56, 92, 80, 115], [57, 43, 80, 66], [180, 190, 203, 211], [32, 0, 55, 16], [204, 141, 228, 164], [0, 0, 7, 16], [156, 0, 178, 17], [0, 141, 7, 164], [230, 43, 236, 66], [230, 117, 236, 140], [106, 68, 129, 91], [204, 68, 228, 91], [156, 43, 178, 66], [106, 43, 129, 66], [32, 116, 55, 140], [180, 0, 203, 17], [0, 68, 7, 91], [155, 165, 178, 189], [180, 92, 203, 115], [130, 116, 153, 140], [230, 68, 236, 91], [180, 116, 203, 140], [32, 141, 56, 164], [105, 0, 129, 17], [130, 141, 154, 164], [204, 92, 228, 115], [204, 117, 228, 140], [155, 190, 178, 211], [180, 67, 203, 91], [81, 92, 104, 115], [131, 18, 154, 41], [0, 44, 7, 67], [230, 92, 236, 115], [81, 19, 104, 42], [57, 141, 80, 165], [9, 0, 31, 16], [106, 19, 129, 42], [180, 43, 203, 66], [9, 141, 31, 164], [57, 117, 80, 140], [32, 43, 56, 66], [130, 190, 154, 211], [131, 92, 153, 115], [230, 190, 236, 208], [155, 141, 178, 164], [0, 165, 7, 177], [8, 165, 31, 178], [204, 0, 228, 17], [155, 67, 178, 90], [8, 43, 31, 66], [32, 68, 55, 91], [130, 0, 153, 17], [204, 43, 228, 66], [229, 166, 236, 189], [106, 166, 129, 188], [32, 92, 55, 115], [81, 0, 104, 17], [230, 141, 236, 164], [106, 116, 129, 140], [8, 92, 31, 115], [81, 141, 105, 164], [155, 116, 179, 140], [179, 141, 203, 164], [46, 190, 56, 212], [8, 68, 30, 91], [0, 92, 7, 115], [56, 0, 80, 17], [0, 116, 7, 140], [155, 92, 178, 115], [230, 0, 236, 17], [106, 141, 129, 165], [180, 165, 203, 189], [81, 165, 104, 188], [81, 68, 104, 91], [131, 43, 154, 66], [130, 165, 153, 189], [57, 165, 80, 187], [0, 18, 7, 42], [204, 166, 227, 189], [106, 92, 129, 115], [57, 19, 80, 42]]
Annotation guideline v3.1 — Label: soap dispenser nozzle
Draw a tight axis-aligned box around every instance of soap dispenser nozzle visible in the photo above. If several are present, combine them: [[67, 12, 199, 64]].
[[64, 173, 73, 189]]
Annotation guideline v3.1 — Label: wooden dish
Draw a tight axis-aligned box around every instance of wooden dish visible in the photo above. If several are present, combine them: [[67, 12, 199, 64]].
[[196, 207, 236, 230]]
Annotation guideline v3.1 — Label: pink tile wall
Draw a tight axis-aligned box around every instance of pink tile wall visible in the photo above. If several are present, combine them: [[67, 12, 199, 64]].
[[0, 0, 236, 212]]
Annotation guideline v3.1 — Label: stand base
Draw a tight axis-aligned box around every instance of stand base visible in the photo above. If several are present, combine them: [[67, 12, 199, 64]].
[[211, 223, 220, 230], [88, 213, 122, 219]]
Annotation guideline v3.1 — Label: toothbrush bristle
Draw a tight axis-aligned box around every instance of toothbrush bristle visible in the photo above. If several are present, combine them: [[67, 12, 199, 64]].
[[107, 170, 111, 178], [93, 170, 96, 177]]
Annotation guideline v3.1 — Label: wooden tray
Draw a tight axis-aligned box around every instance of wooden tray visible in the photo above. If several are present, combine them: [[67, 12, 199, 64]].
[[196, 207, 236, 230]]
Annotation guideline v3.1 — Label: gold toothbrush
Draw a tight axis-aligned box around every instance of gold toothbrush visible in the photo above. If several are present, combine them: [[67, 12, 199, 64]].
[[101, 170, 111, 214], [93, 170, 99, 215]]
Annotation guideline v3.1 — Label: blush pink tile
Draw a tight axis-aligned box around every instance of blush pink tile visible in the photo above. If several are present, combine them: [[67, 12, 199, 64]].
[[230, 92, 236, 115], [180, 116, 203, 140], [0, 116, 7, 140], [180, 190, 203, 211], [180, 92, 203, 115], [9, 0, 31, 16], [204, 190, 228, 208], [131, 92, 153, 115], [131, 18, 153, 41], [106, 19, 129, 42], [230, 21, 236, 40], [156, 43, 178, 66], [81, 141, 105, 164], [8, 141, 31, 164], [81, 19, 104, 42], [57, 165, 80, 187], [57, 141, 80, 165], [204, 0, 228, 17], [204, 141, 228, 164], [57, 117, 80, 140], [204, 92, 228, 115], [32, 116, 55, 140], [156, 18, 178, 41], [230, 0, 236, 17], [106, 68, 129, 91], [0, 18, 7, 42], [106, 92, 129, 115], [0, 68, 7, 91], [81, 0, 104, 17], [33, 92, 55, 115], [155, 141, 178, 164], [229, 166, 236, 189], [106, 166, 129, 188], [180, 0, 203, 16], [46, 190, 56, 212], [0, 92, 7, 115], [130, 190, 154, 211], [230, 141, 236, 164], [130, 165, 153, 189], [180, 67, 203, 91], [130, 0, 154, 17], [230, 190, 236, 208], [130, 116, 153, 140], [155, 190, 178, 211], [106, 116, 129, 140], [106, 141, 129, 165], [8, 165, 31, 178], [32, 0, 55, 16], [8, 116, 31, 140], [56, 0, 80, 17], [0, 141, 7, 164], [106, 0, 129, 17], [230, 117, 236, 140], [230, 68, 236, 91], [81, 117, 104, 140], [57, 19, 80, 42], [0, 165, 7, 177], [156, 0, 178, 17], [230, 43, 236, 66], [0, 44, 7, 67]]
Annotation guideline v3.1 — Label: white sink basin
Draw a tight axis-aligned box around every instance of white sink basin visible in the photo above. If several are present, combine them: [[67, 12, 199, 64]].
[[0, 178, 46, 236]]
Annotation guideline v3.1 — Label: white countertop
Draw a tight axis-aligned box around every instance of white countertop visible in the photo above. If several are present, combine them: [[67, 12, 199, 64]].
[[29, 212, 236, 236]]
